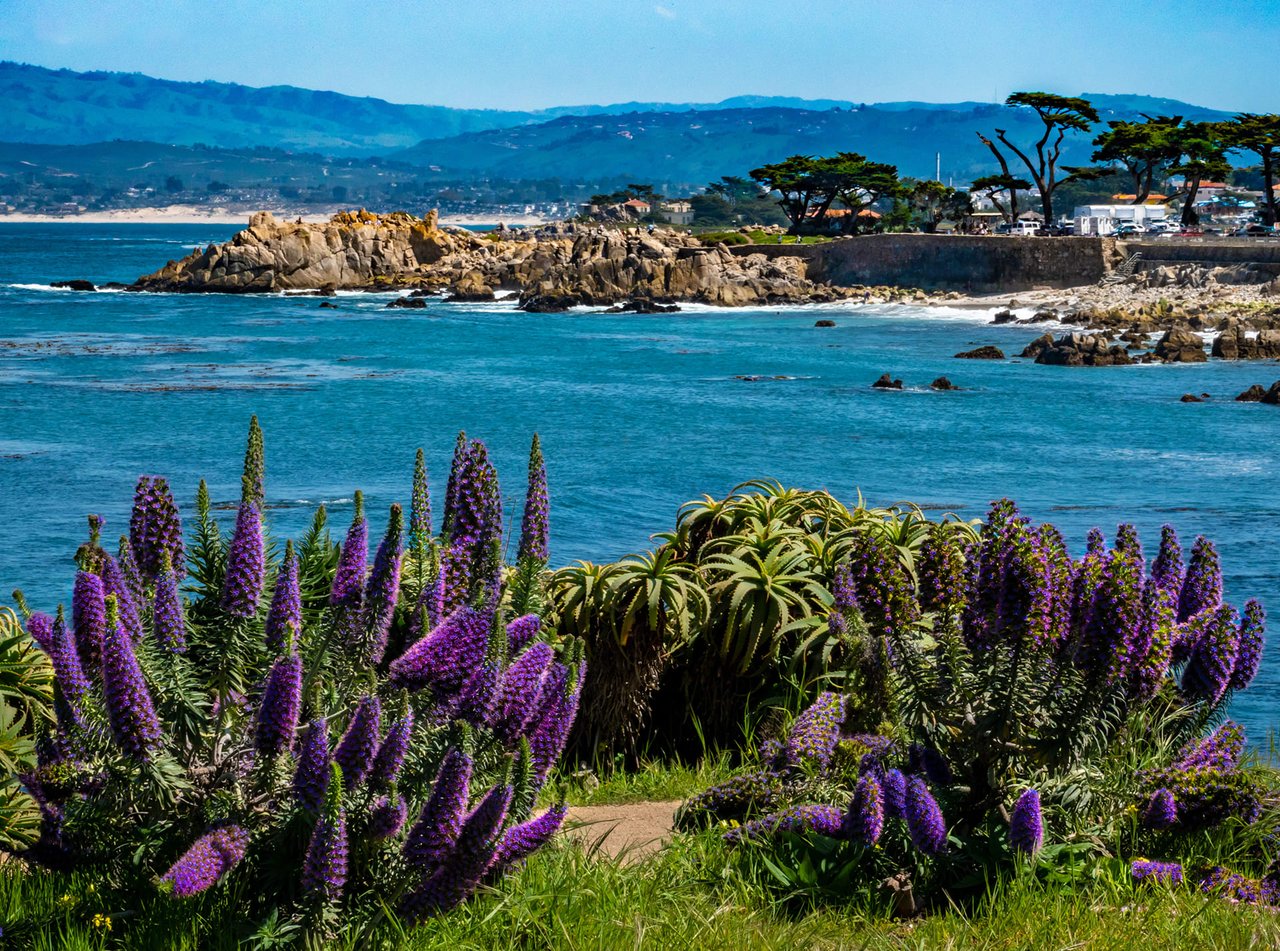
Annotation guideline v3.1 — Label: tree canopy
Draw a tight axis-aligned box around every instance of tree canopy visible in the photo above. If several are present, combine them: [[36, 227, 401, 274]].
[[749, 153, 903, 233]]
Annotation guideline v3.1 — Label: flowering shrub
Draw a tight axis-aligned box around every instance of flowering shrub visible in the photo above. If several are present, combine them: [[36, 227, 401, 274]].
[[678, 502, 1272, 907], [15, 420, 580, 940]]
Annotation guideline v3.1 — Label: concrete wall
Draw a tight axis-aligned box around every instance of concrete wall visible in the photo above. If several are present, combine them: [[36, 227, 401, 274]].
[[1118, 238, 1280, 267], [728, 235, 1114, 291]]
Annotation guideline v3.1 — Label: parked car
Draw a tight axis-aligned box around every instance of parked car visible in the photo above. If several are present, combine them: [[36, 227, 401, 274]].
[[1145, 221, 1176, 234], [1230, 224, 1275, 237], [1112, 223, 1143, 237]]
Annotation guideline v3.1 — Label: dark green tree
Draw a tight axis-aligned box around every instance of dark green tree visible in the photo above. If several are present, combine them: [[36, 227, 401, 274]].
[[906, 180, 973, 232], [1169, 122, 1231, 227], [1091, 115, 1183, 204], [979, 92, 1100, 225], [969, 174, 1029, 224], [1226, 114, 1280, 225]]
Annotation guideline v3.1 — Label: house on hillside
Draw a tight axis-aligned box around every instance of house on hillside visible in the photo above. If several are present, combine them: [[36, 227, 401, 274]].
[[621, 198, 652, 217], [660, 200, 693, 225]]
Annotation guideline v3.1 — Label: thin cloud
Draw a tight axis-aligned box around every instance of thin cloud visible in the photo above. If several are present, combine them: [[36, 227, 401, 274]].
[[654, 4, 677, 19]]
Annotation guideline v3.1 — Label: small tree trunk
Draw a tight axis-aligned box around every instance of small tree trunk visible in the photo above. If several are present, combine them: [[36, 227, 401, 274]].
[[1181, 178, 1202, 226], [1262, 152, 1278, 226]]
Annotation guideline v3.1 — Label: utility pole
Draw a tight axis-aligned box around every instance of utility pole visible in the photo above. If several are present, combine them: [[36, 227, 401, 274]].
[[936, 152, 941, 183]]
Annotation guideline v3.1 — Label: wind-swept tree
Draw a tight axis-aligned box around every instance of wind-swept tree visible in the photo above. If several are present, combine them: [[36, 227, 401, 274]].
[[829, 153, 902, 232], [906, 180, 973, 232], [1170, 122, 1231, 227], [969, 174, 1029, 224], [1227, 114, 1280, 225], [749, 156, 836, 233], [978, 92, 1100, 226], [1091, 115, 1184, 204]]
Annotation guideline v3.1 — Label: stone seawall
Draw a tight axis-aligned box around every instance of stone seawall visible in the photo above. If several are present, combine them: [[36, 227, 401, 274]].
[[1119, 238, 1280, 278], [728, 235, 1115, 292]]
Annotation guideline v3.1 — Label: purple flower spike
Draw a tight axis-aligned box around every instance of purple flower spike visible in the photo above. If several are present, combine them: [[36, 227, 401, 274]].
[[528, 660, 584, 778], [1009, 788, 1044, 856], [904, 777, 947, 856], [302, 764, 348, 902], [220, 501, 264, 618], [438, 438, 503, 612], [264, 542, 301, 654], [1132, 859, 1183, 885], [130, 475, 185, 583], [370, 709, 414, 789], [457, 660, 500, 727], [370, 794, 409, 841], [848, 772, 885, 846], [401, 783, 513, 920], [506, 614, 541, 652], [726, 804, 847, 844], [784, 692, 846, 770], [1181, 605, 1240, 706], [330, 493, 368, 642], [1174, 722, 1245, 772], [1114, 523, 1143, 564], [254, 653, 302, 759], [1142, 788, 1178, 829], [1151, 525, 1184, 596], [293, 719, 330, 811], [26, 613, 55, 652], [389, 605, 492, 695], [72, 570, 107, 671], [161, 826, 248, 898], [1178, 536, 1223, 623], [334, 695, 382, 789], [493, 642, 555, 742], [1229, 600, 1265, 692], [100, 596, 162, 760], [152, 555, 187, 653], [100, 554, 143, 642], [362, 504, 404, 665], [404, 749, 473, 873], [490, 803, 567, 874], [882, 768, 907, 820], [518, 433, 549, 564], [410, 448, 432, 548], [117, 537, 145, 608], [49, 609, 90, 730]]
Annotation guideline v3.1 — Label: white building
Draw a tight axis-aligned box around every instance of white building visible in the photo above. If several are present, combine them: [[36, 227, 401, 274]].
[[1073, 203, 1169, 236]]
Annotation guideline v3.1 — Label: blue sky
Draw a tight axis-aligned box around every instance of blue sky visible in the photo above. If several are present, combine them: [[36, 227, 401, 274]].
[[0, 0, 1277, 112]]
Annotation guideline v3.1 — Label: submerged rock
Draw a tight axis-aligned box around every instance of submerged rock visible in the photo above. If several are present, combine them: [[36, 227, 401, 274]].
[[1180, 393, 1205, 403], [930, 377, 958, 390], [872, 373, 904, 390], [814, 319, 836, 328], [319, 301, 339, 309], [954, 346, 1005, 360], [1265, 381, 1280, 405], [386, 297, 427, 309], [51, 279, 95, 291]]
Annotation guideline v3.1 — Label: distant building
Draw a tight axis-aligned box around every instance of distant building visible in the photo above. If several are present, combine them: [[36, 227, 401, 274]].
[[660, 200, 693, 225], [621, 198, 652, 216], [1073, 203, 1168, 235]]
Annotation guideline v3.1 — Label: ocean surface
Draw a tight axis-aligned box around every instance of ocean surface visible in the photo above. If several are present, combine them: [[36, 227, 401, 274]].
[[1, 223, 1277, 737]]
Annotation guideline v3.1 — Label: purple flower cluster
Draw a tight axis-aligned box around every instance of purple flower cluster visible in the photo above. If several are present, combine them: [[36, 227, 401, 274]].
[[389, 605, 492, 695], [1178, 536, 1223, 623], [100, 596, 162, 760], [242, 415, 266, 508], [784, 692, 845, 769], [438, 437, 503, 613], [1181, 605, 1240, 705], [264, 542, 301, 653], [330, 493, 369, 642], [220, 501, 264, 618], [361, 504, 404, 665], [1150, 525, 1184, 596], [847, 772, 884, 846], [254, 653, 302, 759], [370, 708, 414, 788], [1009, 788, 1043, 855], [334, 695, 382, 789], [827, 561, 859, 641], [517, 433, 549, 564], [677, 770, 786, 827], [882, 768, 907, 819], [843, 531, 919, 643], [48, 610, 90, 731], [1229, 600, 1266, 692], [725, 804, 847, 844], [129, 475, 185, 582], [1174, 721, 1245, 772], [1141, 788, 1178, 829], [456, 659, 500, 726], [1131, 859, 1183, 884], [151, 555, 187, 652], [493, 641, 554, 742], [506, 613, 541, 652], [72, 569, 107, 671], [302, 764, 348, 902], [401, 784, 512, 920], [161, 826, 249, 898], [404, 749, 472, 873], [904, 777, 947, 856], [26, 612, 54, 652], [916, 523, 968, 615], [370, 794, 409, 841], [293, 719, 330, 811], [528, 660, 584, 779], [491, 803, 567, 873], [1199, 866, 1261, 904], [101, 554, 143, 642]]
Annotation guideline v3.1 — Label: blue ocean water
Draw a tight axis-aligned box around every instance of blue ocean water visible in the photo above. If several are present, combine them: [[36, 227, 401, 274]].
[[1, 223, 1277, 735]]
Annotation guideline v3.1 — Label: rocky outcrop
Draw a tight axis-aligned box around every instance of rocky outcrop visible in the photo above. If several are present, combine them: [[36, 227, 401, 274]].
[[51, 279, 96, 291], [872, 374, 903, 390], [930, 376, 958, 390], [1153, 327, 1208, 363], [131, 211, 855, 308], [1211, 320, 1280, 360], [954, 346, 1005, 360], [1022, 332, 1133, 366], [1238, 381, 1280, 404]]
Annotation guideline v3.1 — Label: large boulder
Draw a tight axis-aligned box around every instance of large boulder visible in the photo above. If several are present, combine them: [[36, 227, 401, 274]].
[[954, 345, 1005, 360], [1029, 332, 1132, 367], [1153, 327, 1208, 363]]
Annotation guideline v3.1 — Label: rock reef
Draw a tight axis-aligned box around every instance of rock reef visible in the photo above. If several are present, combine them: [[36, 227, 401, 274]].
[[132, 210, 858, 308]]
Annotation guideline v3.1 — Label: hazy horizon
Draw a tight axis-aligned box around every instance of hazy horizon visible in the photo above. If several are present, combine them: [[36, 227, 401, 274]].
[[0, 0, 1276, 114]]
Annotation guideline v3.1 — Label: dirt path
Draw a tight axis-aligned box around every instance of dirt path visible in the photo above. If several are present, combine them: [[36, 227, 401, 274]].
[[563, 800, 681, 861]]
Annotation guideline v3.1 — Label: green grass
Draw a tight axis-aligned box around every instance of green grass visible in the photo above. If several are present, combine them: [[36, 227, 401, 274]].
[[7, 828, 1280, 949], [552, 754, 738, 807]]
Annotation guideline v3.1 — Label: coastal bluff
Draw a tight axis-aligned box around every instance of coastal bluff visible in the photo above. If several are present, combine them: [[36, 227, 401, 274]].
[[131, 210, 857, 307]]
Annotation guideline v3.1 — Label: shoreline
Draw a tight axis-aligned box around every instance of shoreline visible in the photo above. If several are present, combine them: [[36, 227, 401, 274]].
[[0, 208, 551, 227]]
